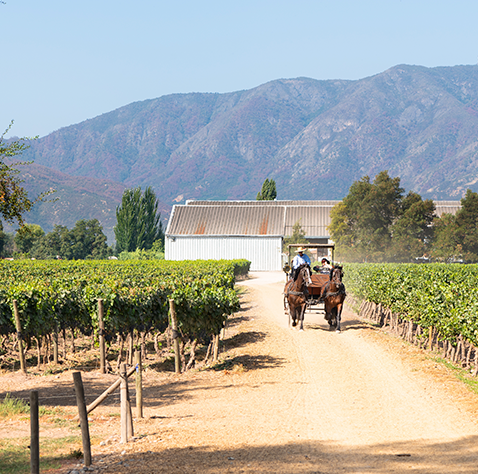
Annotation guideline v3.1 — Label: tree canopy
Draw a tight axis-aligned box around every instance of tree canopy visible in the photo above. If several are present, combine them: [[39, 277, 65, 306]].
[[16, 219, 110, 260], [256, 178, 277, 201], [114, 186, 164, 253], [0, 121, 51, 226], [329, 171, 436, 262], [430, 189, 478, 262], [14, 223, 45, 254]]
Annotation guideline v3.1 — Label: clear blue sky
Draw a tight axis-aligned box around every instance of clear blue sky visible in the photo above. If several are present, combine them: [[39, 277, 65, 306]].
[[2, 0, 477, 138]]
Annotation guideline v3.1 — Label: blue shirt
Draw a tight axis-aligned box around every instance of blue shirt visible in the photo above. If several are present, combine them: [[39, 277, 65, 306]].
[[292, 253, 311, 269]]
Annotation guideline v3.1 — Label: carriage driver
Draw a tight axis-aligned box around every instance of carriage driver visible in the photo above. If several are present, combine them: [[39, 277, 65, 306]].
[[290, 246, 311, 279]]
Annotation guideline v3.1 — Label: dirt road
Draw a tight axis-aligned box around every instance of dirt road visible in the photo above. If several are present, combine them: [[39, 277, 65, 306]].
[[4, 272, 478, 473]]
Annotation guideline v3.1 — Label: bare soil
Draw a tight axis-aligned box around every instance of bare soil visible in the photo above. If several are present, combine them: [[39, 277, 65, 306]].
[[3, 271, 478, 473]]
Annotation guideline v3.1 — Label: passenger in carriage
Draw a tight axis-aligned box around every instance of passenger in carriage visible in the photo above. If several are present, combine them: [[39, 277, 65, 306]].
[[290, 247, 311, 280], [313, 257, 333, 274]]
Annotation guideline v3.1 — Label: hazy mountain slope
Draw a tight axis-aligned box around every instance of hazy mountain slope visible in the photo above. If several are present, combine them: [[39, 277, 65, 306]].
[[273, 65, 478, 198], [23, 77, 351, 202], [21, 64, 478, 210], [2, 163, 126, 242]]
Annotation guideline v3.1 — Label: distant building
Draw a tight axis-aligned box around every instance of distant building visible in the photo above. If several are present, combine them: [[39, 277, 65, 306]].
[[165, 200, 461, 271], [434, 201, 461, 217]]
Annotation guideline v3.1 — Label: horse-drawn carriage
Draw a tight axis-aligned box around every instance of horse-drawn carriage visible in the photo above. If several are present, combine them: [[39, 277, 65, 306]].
[[283, 243, 346, 332]]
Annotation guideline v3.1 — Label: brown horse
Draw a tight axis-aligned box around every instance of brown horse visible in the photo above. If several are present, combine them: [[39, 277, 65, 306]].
[[321, 266, 346, 332], [284, 264, 312, 331]]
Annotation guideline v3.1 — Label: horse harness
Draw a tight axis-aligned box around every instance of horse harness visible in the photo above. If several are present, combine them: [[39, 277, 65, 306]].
[[286, 289, 308, 296], [284, 280, 309, 297], [321, 281, 346, 299]]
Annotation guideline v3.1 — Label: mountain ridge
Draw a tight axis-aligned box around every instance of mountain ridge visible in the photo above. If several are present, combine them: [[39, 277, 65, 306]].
[[10, 64, 478, 240]]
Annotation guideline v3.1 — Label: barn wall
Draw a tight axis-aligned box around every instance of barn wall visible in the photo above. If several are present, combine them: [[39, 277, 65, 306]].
[[165, 236, 283, 271]]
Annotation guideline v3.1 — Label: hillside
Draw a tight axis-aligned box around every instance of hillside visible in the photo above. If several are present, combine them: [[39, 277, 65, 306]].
[[1, 162, 128, 242], [22, 64, 478, 205], [7, 64, 478, 239]]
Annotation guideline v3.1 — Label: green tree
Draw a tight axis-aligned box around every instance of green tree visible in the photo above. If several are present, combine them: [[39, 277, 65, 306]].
[[329, 176, 373, 255], [430, 213, 459, 262], [115, 186, 164, 253], [68, 219, 110, 259], [256, 178, 277, 201], [14, 223, 45, 254], [0, 121, 50, 225], [32, 225, 70, 259], [31, 220, 109, 260], [282, 219, 308, 252], [430, 190, 478, 262], [328, 170, 432, 262], [329, 171, 403, 261], [390, 192, 436, 261], [453, 189, 478, 261], [141, 186, 164, 249]]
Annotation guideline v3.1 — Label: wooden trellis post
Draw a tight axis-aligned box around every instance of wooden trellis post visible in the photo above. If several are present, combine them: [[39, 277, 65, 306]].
[[135, 350, 143, 418], [169, 299, 181, 374], [13, 300, 27, 374], [98, 299, 106, 374]]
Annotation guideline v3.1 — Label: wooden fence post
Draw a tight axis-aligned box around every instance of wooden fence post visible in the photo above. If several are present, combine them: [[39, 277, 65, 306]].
[[73, 372, 92, 466], [169, 299, 181, 374], [81, 366, 135, 417], [98, 299, 106, 374], [120, 363, 134, 442], [30, 390, 39, 474], [13, 300, 27, 374], [135, 351, 143, 418]]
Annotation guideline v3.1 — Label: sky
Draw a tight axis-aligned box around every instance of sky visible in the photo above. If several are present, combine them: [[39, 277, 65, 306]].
[[2, 0, 478, 138]]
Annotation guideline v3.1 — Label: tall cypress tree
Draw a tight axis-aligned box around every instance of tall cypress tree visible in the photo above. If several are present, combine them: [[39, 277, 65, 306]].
[[257, 178, 277, 200], [115, 186, 163, 253], [141, 186, 163, 250]]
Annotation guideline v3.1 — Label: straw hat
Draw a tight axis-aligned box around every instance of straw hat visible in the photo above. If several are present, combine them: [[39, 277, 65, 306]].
[[296, 247, 306, 253]]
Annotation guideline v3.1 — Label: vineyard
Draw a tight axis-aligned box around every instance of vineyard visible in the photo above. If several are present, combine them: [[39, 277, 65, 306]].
[[0, 259, 250, 372], [344, 262, 478, 371]]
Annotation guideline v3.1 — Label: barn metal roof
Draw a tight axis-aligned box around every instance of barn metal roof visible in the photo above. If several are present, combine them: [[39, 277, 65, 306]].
[[167, 205, 285, 236], [181, 200, 338, 237], [284, 206, 332, 237], [167, 200, 462, 237], [186, 199, 340, 206], [434, 201, 461, 217]]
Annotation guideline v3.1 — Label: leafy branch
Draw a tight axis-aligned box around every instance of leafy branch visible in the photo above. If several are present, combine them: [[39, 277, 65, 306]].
[[0, 121, 55, 226]]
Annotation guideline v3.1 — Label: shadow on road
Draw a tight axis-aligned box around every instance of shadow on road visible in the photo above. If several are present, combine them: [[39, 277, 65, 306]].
[[72, 435, 478, 473]]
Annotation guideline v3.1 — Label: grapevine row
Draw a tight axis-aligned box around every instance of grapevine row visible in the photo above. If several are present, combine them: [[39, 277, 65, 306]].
[[0, 259, 250, 345], [344, 263, 478, 345]]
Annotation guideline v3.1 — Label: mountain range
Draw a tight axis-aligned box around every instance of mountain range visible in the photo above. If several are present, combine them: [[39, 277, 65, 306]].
[[10, 63, 478, 241]]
